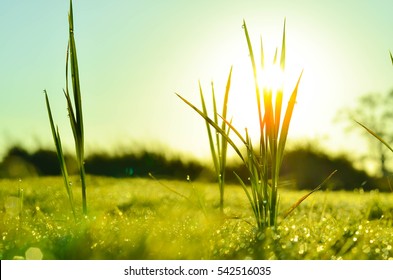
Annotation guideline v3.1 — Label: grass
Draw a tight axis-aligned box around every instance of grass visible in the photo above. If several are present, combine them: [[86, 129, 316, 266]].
[[187, 68, 233, 214], [45, 92, 76, 220], [44, 0, 87, 216], [177, 20, 311, 231], [0, 176, 392, 260]]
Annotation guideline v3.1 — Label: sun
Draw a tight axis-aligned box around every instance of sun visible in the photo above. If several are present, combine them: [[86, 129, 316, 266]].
[[227, 58, 291, 140], [258, 63, 285, 94]]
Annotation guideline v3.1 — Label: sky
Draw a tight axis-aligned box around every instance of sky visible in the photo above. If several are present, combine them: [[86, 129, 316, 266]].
[[1, 0, 393, 170]]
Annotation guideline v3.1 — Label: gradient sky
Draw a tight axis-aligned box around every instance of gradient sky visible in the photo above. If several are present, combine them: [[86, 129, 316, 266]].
[[1, 0, 393, 169]]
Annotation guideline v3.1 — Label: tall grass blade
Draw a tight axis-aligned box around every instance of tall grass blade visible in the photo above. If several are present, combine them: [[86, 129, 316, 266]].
[[260, 36, 265, 69], [280, 19, 286, 70], [277, 71, 303, 166], [243, 20, 264, 132], [66, 0, 87, 215], [199, 83, 219, 174], [177, 68, 233, 214], [44, 91, 76, 220], [283, 170, 337, 219], [356, 121, 393, 153]]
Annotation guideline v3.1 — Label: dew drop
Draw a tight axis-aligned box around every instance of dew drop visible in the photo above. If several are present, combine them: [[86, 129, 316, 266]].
[[25, 247, 43, 260]]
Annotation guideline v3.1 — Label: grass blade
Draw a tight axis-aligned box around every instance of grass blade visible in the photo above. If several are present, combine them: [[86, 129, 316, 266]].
[[280, 19, 286, 70], [68, 0, 84, 147], [260, 36, 265, 69], [277, 71, 303, 166], [68, 0, 87, 215], [243, 20, 264, 133], [356, 120, 393, 153], [390, 51, 393, 65], [176, 93, 245, 162], [200, 82, 219, 174], [283, 170, 337, 219], [44, 91, 76, 220]]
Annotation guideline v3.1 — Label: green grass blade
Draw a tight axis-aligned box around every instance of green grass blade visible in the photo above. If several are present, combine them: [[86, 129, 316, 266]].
[[273, 48, 278, 64], [243, 20, 264, 133], [234, 172, 257, 218], [219, 68, 233, 168], [243, 20, 257, 82], [283, 170, 337, 219], [277, 71, 303, 166], [280, 19, 286, 71], [68, 0, 87, 215], [211, 82, 221, 154], [390, 51, 393, 65], [199, 82, 219, 174], [45, 91, 76, 220], [176, 93, 245, 162], [274, 20, 285, 138], [68, 0, 84, 152], [221, 67, 232, 125]]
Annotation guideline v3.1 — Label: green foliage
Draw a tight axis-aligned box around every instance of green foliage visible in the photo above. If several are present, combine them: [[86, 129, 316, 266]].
[[44, 0, 87, 216]]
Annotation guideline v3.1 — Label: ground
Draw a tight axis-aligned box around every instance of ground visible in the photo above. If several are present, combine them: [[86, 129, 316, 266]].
[[0, 176, 392, 260]]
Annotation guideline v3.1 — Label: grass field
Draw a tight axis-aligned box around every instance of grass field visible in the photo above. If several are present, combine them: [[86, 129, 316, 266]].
[[1, 176, 392, 260]]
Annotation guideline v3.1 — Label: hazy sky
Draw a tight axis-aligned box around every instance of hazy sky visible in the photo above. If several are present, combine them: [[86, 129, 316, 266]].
[[1, 0, 393, 165]]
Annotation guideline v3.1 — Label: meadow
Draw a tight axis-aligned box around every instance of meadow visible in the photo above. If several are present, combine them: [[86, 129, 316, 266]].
[[2, 1, 393, 262], [1, 176, 392, 260]]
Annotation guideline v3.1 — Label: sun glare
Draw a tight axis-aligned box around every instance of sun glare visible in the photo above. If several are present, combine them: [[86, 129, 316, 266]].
[[259, 63, 284, 93]]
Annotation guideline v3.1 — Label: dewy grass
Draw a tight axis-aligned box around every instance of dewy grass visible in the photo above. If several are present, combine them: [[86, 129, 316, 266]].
[[198, 68, 232, 214], [65, 0, 87, 215], [44, 0, 87, 216], [177, 20, 305, 231]]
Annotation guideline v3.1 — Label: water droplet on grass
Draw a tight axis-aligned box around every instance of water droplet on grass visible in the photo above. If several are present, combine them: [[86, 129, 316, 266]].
[[25, 247, 43, 260]]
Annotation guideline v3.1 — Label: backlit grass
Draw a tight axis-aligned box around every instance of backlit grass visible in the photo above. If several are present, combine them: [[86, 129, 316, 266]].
[[44, 0, 87, 216], [1, 177, 392, 260], [177, 20, 309, 231]]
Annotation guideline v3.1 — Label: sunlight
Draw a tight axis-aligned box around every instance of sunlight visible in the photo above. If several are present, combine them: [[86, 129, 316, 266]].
[[258, 63, 284, 94], [229, 57, 301, 141]]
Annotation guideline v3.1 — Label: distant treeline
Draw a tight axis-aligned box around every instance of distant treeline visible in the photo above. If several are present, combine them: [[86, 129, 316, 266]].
[[0, 145, 387, 191]]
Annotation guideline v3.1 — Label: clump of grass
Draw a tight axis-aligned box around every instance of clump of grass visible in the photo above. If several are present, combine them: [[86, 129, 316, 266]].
[[44, 0, 87, 217], [198, 68, 232, 213], [177, 20, 310, 231]]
